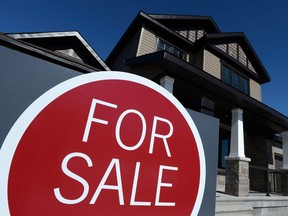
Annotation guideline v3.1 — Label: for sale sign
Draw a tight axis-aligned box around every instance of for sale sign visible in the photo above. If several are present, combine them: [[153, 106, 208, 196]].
[[0, 72, 205, 215]]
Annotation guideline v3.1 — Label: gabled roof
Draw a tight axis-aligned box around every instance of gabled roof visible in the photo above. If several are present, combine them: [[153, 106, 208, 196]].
[[106, 11, 270, 84], [149, 14, 221, 33], [8, 31, 109, 71], [108, 11, 218, 64], [194, 32, 270, 83], [106, 11, 196, 64]]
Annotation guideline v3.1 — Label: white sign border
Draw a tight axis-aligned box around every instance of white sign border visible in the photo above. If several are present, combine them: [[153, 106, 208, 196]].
[[0, 71, 206, 216]]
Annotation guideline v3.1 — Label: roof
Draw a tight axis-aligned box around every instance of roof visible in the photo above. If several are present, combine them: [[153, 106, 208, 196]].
[[148, 14, 221, 33], [106, 11, 270, 84], [7, 31, 109, 71], [194, 32, 270, 83], [125, 51, 288, 132], [106, 11, 197, 65]]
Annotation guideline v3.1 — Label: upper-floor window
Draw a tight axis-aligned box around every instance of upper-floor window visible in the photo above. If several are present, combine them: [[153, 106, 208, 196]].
[[157, 39, 186, 60], [222, 64, 249, 95]]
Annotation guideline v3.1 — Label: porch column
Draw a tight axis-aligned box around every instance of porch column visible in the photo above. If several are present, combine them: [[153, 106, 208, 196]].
[[160, 76, 174, 94], [229, 108, 245, 158], [225, 108, 250, 196]]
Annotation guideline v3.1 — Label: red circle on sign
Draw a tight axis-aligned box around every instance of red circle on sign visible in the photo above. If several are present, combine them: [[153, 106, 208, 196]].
[[2, 72, 205, 216]]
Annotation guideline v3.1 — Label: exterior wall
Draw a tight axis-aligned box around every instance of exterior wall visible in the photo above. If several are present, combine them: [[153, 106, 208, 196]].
[[137, 27, 191, 62], [175, 29, 206, 42], [245, 135, 267, 167], [245, 135, 281, 169], [109, 28, 141, 71], [269, 144, 283, 170], [228, 43, 238, 60], [250, 79, 262, 101], [203, 50, 263, 101], [215, 43, 256, 74], [137, 27, 157, 56], [190, 50, 204, 69], [203, 50, 221, 79]]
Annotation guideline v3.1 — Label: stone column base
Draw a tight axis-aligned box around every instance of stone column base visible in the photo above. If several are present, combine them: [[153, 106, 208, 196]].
[[225, 156, 251, 196]]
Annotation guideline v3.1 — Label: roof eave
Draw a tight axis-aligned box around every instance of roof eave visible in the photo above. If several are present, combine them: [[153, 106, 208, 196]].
[[8, 31, 110, 71], [125, 51, 288, 131], [148, 14, 221, 33], [0, 33, 100, 73]]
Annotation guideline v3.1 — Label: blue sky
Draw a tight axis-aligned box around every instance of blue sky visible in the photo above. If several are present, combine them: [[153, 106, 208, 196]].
[[1, 0, 288, 116]]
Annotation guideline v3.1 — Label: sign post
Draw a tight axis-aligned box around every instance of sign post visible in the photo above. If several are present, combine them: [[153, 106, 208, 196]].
[[0, 72, 205, 215]]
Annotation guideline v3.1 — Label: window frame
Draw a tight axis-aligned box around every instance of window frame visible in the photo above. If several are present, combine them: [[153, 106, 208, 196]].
[[156, 38, 187, 60], [221, 64, 250, 95]]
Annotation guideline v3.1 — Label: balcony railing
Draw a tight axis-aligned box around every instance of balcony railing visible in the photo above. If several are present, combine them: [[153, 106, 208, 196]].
[[249, 165, 285, 195]]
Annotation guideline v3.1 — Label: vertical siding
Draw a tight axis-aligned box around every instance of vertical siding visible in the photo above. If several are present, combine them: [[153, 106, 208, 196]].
[[203, 50, 221, 79], [137, 28, 157, 56], [250, 79, 262, 101]]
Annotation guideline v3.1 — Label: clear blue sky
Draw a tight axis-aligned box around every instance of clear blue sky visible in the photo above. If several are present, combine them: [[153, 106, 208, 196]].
[[1, 0, 287, 116]]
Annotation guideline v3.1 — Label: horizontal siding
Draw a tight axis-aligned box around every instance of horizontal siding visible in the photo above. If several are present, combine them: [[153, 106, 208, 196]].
[[238, 46, 247, 66], [250, 79, 262, 101], [203, 50, 221, 79], [216, 44, 227, 53], [137, 28, 157, 56], [188, 30, 196, 42], [228, 43, 237, 60]]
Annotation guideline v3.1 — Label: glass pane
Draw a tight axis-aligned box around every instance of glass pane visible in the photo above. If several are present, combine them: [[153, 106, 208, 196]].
[[220, 139, 229, 168], [165, 43, 172, 52], [157, 40, 165, 51], [157, 39, 186, 59], [178, 51, 185, 60], [233, 72, 241, 90], [172, 47, 179, 56], [241, 77, 249, 94], [222, 66, 232, 84]]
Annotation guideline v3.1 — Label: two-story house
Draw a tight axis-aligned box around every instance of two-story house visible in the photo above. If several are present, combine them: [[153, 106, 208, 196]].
[[106, 11, 288, 196]]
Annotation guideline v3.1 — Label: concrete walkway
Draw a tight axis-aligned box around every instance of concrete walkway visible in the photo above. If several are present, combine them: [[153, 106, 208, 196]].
[[216, 191, 288, 216]]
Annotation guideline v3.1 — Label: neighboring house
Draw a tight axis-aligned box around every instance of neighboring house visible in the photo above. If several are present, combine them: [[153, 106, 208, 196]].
[[106, 11, 288, 195], [7, 31, 109, 71], [0, 31, 109, 148]]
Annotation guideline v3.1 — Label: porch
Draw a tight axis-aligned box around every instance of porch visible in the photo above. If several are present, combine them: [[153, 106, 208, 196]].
[[216, 191, 288, 216]]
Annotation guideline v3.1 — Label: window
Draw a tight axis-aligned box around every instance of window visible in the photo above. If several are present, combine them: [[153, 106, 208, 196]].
[[157, 39, 186, 60], [221, 64, 249, 95], [218, 129, 230, 169]]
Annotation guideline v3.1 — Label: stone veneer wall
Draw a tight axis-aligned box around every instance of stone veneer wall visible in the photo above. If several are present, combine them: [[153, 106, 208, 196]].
[[245, 135, 268, 167], [225, 158, 250, 196]]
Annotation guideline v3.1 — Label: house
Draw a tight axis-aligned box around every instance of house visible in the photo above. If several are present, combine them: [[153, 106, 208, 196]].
[[0, 31, 109, 148], [106, 11, 288, 196]]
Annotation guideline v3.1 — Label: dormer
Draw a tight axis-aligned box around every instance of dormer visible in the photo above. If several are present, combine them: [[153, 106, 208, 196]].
[[193, 33, 270, 101]]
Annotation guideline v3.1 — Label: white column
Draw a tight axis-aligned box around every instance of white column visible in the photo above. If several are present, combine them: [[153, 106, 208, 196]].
[[160, 76, 174, 94], [281, 131, 288, 170], [229, 108, 245, 158]]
